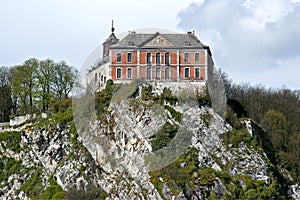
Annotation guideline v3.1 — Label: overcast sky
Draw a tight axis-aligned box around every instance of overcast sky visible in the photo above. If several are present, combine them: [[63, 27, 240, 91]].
[[1, 0, 299, 89]]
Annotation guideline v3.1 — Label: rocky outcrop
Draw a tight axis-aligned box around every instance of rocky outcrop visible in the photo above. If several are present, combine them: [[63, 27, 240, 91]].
[[1, 84, 299, 199]]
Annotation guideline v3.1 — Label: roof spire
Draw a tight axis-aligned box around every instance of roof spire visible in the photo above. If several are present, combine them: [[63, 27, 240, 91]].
[[111, 20, 115, 33]]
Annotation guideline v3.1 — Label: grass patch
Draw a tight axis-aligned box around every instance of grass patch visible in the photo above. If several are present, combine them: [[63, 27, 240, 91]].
[[0, 131, 21, 152], [221, 129, 257, 148], [0, 156, 23, 184]]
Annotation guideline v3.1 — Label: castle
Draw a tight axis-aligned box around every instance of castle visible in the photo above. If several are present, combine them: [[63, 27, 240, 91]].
[[86, 23, 214, 92]]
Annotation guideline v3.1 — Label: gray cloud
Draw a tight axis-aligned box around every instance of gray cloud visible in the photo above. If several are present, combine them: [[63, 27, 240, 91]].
[[177, 0, 300, 89]]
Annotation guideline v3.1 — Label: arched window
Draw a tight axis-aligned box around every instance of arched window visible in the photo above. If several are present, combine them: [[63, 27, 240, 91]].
[[146, 68, 151, 79], [184, 53, 189, 62], [195, 68, 200, 78], [101, 75, 103, 82], [184, 67, 190, 78], [165, 53, 170, 66], [156, 68, 161, 79], [156, 52, 160, 65], [116, 68, 122, 79], [165, 68, 170, 79], [147, 52, 151, 65], [127, 68, 132, 79], [104, 76, 106, 83], [127, 52, 132, 63], [117, 53, 122, 62], [195, 53, 200, 62]]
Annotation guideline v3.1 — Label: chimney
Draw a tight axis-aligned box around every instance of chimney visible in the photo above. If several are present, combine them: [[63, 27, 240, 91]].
[[187, 31, 192, 35]]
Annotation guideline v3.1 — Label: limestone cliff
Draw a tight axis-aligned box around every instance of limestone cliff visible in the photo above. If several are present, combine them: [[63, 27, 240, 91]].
[[0, 83, 299, 199]]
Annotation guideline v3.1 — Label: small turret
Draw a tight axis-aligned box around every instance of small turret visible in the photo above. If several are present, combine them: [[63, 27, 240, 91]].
[[103, 20, 119, 58]]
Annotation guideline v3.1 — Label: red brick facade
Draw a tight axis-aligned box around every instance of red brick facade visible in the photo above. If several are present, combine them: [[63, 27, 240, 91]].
[[87, 30, 214, 92]]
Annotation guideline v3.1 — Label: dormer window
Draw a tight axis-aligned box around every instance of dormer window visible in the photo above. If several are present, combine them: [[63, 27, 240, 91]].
[[128, 41, 135, 46], [185, 41, 191, 46]]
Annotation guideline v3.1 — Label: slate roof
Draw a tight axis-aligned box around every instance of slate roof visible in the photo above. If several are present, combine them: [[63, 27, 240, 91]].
[[110, 32, 207, 49], [103, 32, 119, 45]]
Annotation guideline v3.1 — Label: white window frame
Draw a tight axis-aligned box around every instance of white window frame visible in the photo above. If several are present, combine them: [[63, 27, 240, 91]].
[[116, 68, 122, 79], [146, 67, 151, 79], [127, 52, 132, 63], [195, 68, 200, 78], [165, 52, 170, 66], [184, 67, 190, 78], [127, 68, 132, 79], [117, 52, 122, 63], [156, 67, 161, 79], [165, 67, 170, 79], [156, 52, 161, 65], [184, 52, 190, 62], [146, 52, 152, 65], [195, 52, 200, 62]]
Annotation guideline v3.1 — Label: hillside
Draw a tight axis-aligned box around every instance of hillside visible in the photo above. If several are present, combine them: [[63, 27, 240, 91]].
[[0, 80, 299, 199]]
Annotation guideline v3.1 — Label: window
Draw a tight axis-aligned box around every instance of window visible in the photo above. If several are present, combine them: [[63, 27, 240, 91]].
[[156, 52, 160, 65], [184, 53, 189, 62], [165, 68, 170, 79], [127, 52, 132, 63], [195, 68, 200, 78], [95, 73, 97, 82], [104, 76, 106, 83], [128, 41, 135, 46], [146, 68, 151, 79], [165, 53, 170, 66], [184, 67, 190, 78], [147, 52, 151, 65], [127, 68, 132, 79], [195, 53, 200, 62], [101, 75, 103, 81], [156, 68, 161, 79], [117, 53, 122, 62], [116, 68, 122, 79]]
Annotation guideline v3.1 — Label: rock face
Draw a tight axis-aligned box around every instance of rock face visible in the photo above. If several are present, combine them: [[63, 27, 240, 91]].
[[0, 84, 299, 199]]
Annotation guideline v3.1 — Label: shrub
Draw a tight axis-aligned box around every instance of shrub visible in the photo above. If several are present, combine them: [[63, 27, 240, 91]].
[[151, 122, 179, 151], [164, 105, 182, 122], [0, 131, 21, 152], [141, 85, 153, 101]]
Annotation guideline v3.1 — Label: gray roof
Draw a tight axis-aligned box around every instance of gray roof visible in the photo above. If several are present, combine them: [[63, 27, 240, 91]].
[[110, 32, 207, 49], [103, 33, 119, 45]]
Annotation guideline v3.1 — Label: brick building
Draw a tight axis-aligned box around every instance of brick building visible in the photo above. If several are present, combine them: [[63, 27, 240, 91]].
[[86, 24, 214, 92]]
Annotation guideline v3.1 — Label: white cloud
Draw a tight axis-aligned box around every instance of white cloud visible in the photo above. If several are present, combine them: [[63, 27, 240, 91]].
[[177, 0, 300, 89]]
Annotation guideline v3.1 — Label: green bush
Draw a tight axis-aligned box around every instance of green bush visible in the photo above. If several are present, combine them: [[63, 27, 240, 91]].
[[151, 122, 179, 151], [221, 129, 256, 148], [0, 131, 21, 152], [0, 156, 23, 184], [196, 86, 211, 107], [51, 98, 72, 113], [141, 85, 153, 101], [20, 170, 44, 198], [53, 107, 73, 124], [164, 105, 182, 122]]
